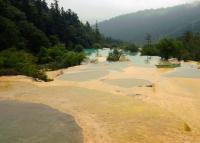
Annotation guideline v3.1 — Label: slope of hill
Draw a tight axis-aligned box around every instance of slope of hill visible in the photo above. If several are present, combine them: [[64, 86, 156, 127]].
[[99, 2, 200, 44]]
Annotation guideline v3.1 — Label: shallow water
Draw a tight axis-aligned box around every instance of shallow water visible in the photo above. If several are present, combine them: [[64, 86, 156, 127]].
[[58, 70, 109, 81], [165, 63, 200, 78], [127, 53, 161, 68], [0, 101, 83, 143], [85, 49, 161, 68], [60, 49, 200, 82], [85, 48, 110, 59], [103, 78, 151, 88]]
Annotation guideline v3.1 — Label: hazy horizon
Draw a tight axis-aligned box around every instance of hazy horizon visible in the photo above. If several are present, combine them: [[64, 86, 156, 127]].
[[47, 0, 199, 24]]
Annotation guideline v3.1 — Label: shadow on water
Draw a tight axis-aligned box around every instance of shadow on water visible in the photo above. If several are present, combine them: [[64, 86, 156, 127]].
[[0, 101, 83, 143]]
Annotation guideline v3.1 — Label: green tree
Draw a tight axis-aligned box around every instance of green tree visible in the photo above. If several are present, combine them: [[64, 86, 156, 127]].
[[18, 21, 50, 53], [74, 44, 84, 52], [145, 33, 152, 49], [95, 21, 102, 42], [0, 16, 20, 50], [124, 43, 139, 53], [107, 49, 122, 62], [156, 38, 183, 60], [0, 48, 48, 81]]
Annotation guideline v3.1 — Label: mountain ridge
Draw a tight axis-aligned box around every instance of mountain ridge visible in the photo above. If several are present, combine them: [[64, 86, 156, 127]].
[[99, 2, 200, 44]]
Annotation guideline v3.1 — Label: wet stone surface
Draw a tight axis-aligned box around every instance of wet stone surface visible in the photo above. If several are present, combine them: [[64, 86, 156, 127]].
[[0, 101, 83, 143]]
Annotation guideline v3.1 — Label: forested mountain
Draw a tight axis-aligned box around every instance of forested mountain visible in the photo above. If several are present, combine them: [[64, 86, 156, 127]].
[[98, 2, 200, 44], [0, 0, 105, 52], [0, 0, 112, 80]]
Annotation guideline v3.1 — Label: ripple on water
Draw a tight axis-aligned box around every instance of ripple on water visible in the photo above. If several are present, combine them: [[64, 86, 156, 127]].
[[0, 101, 83, 143]]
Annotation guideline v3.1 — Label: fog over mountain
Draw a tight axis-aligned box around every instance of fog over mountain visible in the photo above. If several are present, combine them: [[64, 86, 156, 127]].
[[98, 2, 200, 44]]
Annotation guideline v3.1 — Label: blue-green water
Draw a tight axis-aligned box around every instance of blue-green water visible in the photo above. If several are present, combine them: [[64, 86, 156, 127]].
[[127, 53, 161, 68], [85, 48, 200, 79], [58, 49, 200, 81], [84, 48, 161, 68], [85, 48, 110, 60]]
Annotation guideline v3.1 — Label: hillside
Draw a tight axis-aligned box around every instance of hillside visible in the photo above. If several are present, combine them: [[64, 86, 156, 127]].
[[98, 2, 200, 44], [0, 0, 106, 80], [0, 0, 105, 52]]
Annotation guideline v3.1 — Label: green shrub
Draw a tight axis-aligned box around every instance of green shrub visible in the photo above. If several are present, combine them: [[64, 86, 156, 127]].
[[107, 49, 122, 62], [0, 48, 48, 81], [141, 33, 200, 61], [141, 45, 159, 56], [38, 45, 86, 70], [38, 44, 66, 64]]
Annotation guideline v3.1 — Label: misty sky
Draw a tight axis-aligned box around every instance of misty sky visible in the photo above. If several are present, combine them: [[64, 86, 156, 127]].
[[47, 0, 198, 24]]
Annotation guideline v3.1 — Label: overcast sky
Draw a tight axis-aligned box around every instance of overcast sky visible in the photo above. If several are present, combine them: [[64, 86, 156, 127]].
[[47, 0, 198, 24]]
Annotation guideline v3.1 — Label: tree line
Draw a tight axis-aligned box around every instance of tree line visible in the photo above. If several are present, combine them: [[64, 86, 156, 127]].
[[141, 32, 200, 61]]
